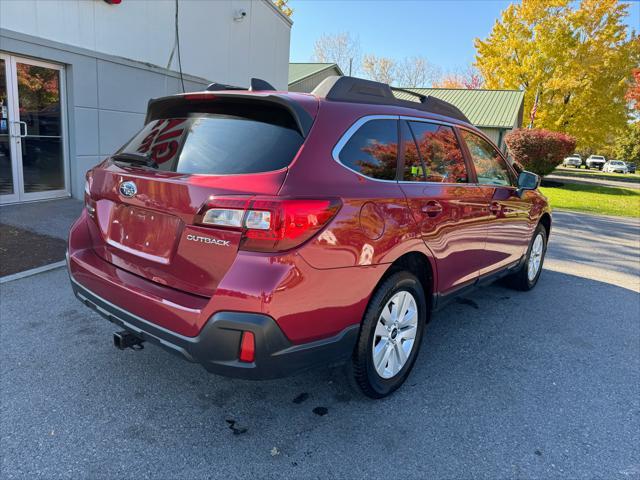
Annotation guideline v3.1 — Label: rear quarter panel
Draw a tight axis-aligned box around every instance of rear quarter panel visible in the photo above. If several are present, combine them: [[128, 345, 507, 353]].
[[280, 102, 435, 270]]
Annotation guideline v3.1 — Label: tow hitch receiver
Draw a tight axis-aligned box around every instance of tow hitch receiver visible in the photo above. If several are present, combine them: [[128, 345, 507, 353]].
[[113, 330, 145, 350]]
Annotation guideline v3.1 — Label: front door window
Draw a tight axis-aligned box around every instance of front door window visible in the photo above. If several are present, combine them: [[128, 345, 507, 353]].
[[460, 130, 516, 186]]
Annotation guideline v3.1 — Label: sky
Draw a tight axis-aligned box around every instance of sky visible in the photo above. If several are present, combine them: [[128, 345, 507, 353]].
[[288, 0, 640, 73]]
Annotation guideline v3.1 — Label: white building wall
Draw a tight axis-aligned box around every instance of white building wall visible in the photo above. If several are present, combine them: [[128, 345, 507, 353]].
[[0, 0, 291, 201], [0, 0, 291, 89]]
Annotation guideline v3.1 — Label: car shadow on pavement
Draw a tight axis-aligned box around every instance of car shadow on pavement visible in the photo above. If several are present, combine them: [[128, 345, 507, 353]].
[[1, 267, 638, 478]]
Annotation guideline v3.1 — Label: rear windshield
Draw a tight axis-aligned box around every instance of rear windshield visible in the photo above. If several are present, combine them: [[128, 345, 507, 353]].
[[118, 113, 304, 175]]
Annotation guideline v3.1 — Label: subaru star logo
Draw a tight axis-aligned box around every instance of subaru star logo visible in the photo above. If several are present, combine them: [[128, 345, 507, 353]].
[[119, 181, 137, 198]]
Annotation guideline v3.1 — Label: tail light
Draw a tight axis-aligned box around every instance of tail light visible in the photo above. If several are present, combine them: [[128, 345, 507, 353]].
[[84, 172, 96, 218], [196, 196, 341, 253]]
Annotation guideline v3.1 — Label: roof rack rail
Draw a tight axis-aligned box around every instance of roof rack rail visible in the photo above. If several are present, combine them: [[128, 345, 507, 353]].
[[311, 76, 470, 124], [206, 78, 276, 92], [389, 86, 427, 103]]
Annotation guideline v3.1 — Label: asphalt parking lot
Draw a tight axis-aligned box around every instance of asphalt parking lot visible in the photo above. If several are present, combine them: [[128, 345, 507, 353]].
[[1, 211, 639, 479]]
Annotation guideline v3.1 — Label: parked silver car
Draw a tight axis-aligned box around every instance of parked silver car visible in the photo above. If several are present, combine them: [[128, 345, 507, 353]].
[[586, 155, 606, 170]]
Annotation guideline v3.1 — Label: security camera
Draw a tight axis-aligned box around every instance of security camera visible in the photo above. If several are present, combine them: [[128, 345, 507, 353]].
[[234, 9, 247, 21]]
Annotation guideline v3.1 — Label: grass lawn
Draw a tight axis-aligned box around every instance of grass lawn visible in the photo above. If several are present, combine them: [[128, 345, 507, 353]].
[[539, 183, 640, 218], [553, 166, 640, 183]]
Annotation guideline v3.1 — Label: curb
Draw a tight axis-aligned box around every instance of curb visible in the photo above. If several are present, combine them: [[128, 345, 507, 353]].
[[0, 260, 67, 284]]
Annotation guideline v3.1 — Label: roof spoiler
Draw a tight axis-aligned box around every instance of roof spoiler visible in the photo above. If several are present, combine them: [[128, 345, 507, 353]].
[[311, 76, 470, 124], [205, 77, 276, 92], [145, 91, 313, 137]]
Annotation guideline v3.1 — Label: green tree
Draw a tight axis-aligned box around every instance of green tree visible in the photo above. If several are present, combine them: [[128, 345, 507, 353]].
[[614, 122, 640, 163], [475, 0, 639, 152]]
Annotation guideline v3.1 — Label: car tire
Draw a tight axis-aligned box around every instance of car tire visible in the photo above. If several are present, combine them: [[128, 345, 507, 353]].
[[503, 224, 548, 291], [350, 271, 427, 399]]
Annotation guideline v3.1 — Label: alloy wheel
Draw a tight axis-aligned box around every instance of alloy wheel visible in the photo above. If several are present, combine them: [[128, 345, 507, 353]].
[[371, 290, 418, 379], [527, 233, 544, 281]]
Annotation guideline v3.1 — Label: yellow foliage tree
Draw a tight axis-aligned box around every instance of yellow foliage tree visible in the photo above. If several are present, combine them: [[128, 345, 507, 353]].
[[273, 0, 293, 17], [475, 0, 639, 153]]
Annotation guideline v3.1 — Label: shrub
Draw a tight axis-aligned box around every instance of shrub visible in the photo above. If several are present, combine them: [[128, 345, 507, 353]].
[[505, 129, 577, 177]]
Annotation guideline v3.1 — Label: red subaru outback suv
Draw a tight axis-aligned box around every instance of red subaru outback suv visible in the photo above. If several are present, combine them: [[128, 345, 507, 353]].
[[68, 76, 550, 398]]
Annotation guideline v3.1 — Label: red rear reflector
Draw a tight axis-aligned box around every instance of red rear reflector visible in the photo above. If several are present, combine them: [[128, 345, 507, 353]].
[[239, 331, 255, 363]]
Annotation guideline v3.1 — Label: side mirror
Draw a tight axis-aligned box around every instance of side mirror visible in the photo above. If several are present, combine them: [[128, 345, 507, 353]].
[[516, 170, 540, 197]]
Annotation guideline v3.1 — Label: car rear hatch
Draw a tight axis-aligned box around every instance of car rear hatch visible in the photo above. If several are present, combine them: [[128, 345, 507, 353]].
[[84, 93, 316, 298]]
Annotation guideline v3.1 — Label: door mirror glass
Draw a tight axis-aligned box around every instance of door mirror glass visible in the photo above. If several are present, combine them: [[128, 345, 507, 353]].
[[517, 170, 539, 191]]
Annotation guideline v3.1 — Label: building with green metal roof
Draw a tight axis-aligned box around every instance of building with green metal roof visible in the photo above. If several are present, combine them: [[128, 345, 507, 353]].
[[393, 88, 525, 151], [288, 63, 343, 93]]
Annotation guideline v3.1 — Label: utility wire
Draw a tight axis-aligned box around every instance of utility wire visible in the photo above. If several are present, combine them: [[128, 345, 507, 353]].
[[175, 0, 185, 93]]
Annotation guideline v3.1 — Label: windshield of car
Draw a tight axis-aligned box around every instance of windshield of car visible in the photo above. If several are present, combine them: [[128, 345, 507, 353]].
[[591, 156, 605, 160], [611, 161, 624, 165], [117, 113, 304, 175]]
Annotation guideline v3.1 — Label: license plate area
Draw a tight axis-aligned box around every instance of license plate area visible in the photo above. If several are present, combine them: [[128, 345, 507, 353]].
[[106, 204, 182, 264]]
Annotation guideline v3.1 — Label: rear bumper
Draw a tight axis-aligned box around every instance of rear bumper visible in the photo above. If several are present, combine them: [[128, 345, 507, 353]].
[[70, 274, 358, 379]]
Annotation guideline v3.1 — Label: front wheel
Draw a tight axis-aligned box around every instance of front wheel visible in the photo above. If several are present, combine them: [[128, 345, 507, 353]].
[[350, 271, 427, 398], [503, 224, 548, 291]]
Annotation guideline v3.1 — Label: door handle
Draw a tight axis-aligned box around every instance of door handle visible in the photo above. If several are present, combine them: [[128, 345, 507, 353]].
[[421, 201, 443, 217], [10, 121, 27, 138], [489, 202, 501, 215]]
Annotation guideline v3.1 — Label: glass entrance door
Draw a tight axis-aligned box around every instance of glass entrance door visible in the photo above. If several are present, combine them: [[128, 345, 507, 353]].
[[0, 55, 18, 202], [0, 53, 68, 204]]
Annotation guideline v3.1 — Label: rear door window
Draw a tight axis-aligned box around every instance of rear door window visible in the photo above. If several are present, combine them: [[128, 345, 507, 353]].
[[119, 113, 304, 175], [461, 130, 516, 186], [408, 121, 468, 183], [337, 119, 398, 181]]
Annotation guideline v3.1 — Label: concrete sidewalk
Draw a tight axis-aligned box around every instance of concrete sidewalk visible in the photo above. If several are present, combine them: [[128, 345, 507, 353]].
[[0, 198, 83, 240]]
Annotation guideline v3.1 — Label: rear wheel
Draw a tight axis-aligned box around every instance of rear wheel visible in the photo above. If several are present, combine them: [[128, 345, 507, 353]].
[[351, 271, 427, 398], [503, 224, 547, 291]]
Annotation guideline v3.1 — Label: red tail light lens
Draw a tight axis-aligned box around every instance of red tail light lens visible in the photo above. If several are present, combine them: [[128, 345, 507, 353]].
[[196, 196, 341, 253], [242, 199, 341, 252]]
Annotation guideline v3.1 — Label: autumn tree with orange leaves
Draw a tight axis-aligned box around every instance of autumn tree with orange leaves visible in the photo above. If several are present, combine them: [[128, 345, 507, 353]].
[[626, 68, 640, 113]]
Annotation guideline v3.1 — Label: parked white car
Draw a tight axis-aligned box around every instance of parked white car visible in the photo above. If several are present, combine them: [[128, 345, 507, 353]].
[[586, 155, 606, 170], [562, 154, 582, 168], [603, 160, 629, 174]]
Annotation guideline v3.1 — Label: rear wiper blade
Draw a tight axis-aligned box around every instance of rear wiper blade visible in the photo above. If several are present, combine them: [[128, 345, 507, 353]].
[[112, 152, 158, 168]]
